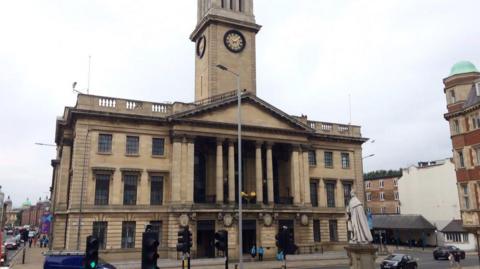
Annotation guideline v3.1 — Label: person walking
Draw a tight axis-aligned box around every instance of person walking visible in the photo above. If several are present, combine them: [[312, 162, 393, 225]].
[[448, 252, 454, 268], [250, 245, 257, 261], [453, 251, 462, 269], [257, 246, 264, 261]]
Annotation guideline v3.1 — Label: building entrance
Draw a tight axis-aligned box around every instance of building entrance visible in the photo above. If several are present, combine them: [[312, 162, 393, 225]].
[[242, 220, 257, 254], [196, 220, 215, 258], [278, 220, 295, 254]]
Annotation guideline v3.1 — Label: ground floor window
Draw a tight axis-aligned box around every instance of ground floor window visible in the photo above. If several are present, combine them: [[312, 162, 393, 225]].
[[150, 221, 163, 247], [445, 232, 468, 243], [329, 219, 338, 242], [121, 221, 136, 248], [92, 221, 107, 249], [313, 219, 321, 242]]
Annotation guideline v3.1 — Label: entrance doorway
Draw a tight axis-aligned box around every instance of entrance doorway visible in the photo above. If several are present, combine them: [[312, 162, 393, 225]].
[[196, 220, 215, 258], [278, 219, 295, 254], [242, 220, 257, 254]]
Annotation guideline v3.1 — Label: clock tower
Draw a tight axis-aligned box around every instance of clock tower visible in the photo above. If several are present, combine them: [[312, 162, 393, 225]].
[[190, 0, 261, 101]]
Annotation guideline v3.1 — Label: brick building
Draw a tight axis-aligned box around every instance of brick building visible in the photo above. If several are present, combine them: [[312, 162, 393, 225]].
[[20, 198, 50, 228], [50, 0, 368, 261], [364, 171, 401, 215], [443, 60, 480, 246]]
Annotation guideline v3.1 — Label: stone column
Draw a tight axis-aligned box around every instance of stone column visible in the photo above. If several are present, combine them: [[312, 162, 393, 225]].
[[266, 142, 274, 205], [216, 139, 224, 203], [336, 180, 344, 208], [291, 146, 301, 204], [186, 137, 195, 204], [319, 179, 327, 207], [181, 138, 188, 202], [302, 149, 311, 205], [171, 137, 182, 203], [228, 140, 235, 203], [255, 141, 263, 204]]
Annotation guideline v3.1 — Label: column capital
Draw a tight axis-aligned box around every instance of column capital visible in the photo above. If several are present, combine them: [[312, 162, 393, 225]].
[[265, 141, 274, 149], [300, 144, 312, 151], [255, 141, 264, 147], [291, 144, 301, 151], [216, 137, 226, 145]]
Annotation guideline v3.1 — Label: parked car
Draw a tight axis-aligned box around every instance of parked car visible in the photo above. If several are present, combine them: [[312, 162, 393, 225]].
[[4, 239, 18, 250], [433, 246, 466, 260], [43, 251, 117, 269], [380, 254, 418, 269]]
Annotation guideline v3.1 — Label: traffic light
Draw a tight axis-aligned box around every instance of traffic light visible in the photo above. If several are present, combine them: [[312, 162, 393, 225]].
[[142, 231, 159, 269], [214, 230, 228, 252], [85, 235, 99, 269], [275, 227, 287, 252], [176, 227, 192, 253]]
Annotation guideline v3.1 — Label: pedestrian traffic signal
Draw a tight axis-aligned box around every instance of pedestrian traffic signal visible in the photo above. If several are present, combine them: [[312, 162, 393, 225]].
[[176, 227, 192, 253], [85, 235, 99, 269], [142, 231, 159, 269], [214, 230, 228, 252]]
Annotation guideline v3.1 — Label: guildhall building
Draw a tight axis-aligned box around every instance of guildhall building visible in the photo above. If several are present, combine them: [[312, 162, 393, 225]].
[[50, 0, 367, 260]]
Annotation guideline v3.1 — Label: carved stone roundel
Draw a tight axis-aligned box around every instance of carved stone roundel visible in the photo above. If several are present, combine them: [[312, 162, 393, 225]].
[[179, 214, 189, 227], [263, 213, 273, 227], [223, 213, 233, 227], [300, 214, 309, 226]]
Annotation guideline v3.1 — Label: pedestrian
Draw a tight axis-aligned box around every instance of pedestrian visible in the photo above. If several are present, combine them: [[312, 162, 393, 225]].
[[453, 252, 461, 269], [33, 233, 38, 247], [44, 236, 49, 248], [257, 246, 264, 261], [448, 252, 454, 267], [250, 245, 257, 261]]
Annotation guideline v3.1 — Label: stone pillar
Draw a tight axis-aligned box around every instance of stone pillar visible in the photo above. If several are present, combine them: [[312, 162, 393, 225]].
[[181, 138, 188, 202], [186, 138, 195, 204], [345, 244, 377, 269], [291, 147, 301, 204], [171, 137, 182, 203], [302, 149, 311, 205], [319, 179, 327, 207], [216, 139, 224, 203], [336, 180, 344, 208], [266, 143, 274, 204], [255, 141, 263, 204], [298, 148, 305, 203], [228, 140, 235, 203]]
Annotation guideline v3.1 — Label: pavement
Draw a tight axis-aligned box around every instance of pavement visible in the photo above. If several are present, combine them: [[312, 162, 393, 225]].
[[7, 245, 47, 269]]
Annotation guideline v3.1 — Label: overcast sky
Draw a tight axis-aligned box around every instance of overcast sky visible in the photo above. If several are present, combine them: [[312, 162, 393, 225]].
[[1, 1, 480, 207]]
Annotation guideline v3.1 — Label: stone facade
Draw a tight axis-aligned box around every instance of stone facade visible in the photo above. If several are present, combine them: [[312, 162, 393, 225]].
[[49, 0, 367, 261]]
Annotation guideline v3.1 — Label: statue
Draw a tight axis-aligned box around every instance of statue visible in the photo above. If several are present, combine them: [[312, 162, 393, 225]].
[[346, 190, 373, 244]]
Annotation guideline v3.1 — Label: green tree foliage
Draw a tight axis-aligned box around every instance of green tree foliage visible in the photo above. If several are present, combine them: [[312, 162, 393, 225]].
[[363, 169, 402, 180]]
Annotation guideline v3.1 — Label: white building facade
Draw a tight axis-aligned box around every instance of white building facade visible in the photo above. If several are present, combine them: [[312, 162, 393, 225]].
[[398, 158, 477, 250]]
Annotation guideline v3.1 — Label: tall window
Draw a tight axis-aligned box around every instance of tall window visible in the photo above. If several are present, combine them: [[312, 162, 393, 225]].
[[310, 180, 318, 207], [366, 192, 372, 201], [396, 206, 401, 214], [450, 90, 456, 103], [313, 220, 321, 242], [150, 221, 163, 247], [458, 150, 465, 168], [393, 179, 398, 187], [123, 174, 138, 205], [329, 220, 338, 242], [476, 148, 480, 165], [381, 207, 386, 214], [379, 180, 384, 188], [394, 191, 399, 200], [238, 0, 243, 11], [453, 120, 460, 134], [126, 136, 139, 155], [462, 184, 470, 209], [121, 221, 136, 248], [324, 151, 333, 168], [308, 150, 317, 166], [98, 134, 112, 153], [150, 175, 164, 205], [152, 138, 165, 156], [230, 0, 233, 10], [325, 181, 336, 208], [92, 221, 107, 249], [341, 153, 350, 169], [365, 181, 371, 189], [94, 174, 110, 205], [380, 192, 385, 201], [343, 182, 352, 206]]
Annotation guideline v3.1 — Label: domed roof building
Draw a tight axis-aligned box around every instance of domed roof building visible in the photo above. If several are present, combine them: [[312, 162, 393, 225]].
[[449, 61, 479, 76], [21, 198, 32, 208]]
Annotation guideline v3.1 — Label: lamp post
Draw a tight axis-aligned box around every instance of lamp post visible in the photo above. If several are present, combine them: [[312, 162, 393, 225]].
[[362, 154, 375, 160], [216, 64, 243, 269]]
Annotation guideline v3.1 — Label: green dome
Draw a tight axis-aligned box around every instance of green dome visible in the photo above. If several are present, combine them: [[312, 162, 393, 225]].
[[450, 61, 478, 76], [22, 198, 31, 207]]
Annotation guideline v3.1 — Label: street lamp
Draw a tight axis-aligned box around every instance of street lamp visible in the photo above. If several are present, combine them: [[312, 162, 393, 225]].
[[362, 154, 375, 160], [216, 64, 244, 269]]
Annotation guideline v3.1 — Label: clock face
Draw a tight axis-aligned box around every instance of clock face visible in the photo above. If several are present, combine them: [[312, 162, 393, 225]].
[[224, 30, 246, 53], [196, 35, 206, 58]]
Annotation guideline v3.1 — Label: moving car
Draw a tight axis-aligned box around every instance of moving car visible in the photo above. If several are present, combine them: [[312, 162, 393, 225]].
[[43, 251, 117, 269], [433, 245, 466, 260], [4, 239, 18, 250], [380, 254, 418, 269]]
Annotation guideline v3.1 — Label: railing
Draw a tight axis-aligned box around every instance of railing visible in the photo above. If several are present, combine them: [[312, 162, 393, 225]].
[[76, 94, 173, 117], [194, 90, 238, 106], [308, 120, 361, 137]]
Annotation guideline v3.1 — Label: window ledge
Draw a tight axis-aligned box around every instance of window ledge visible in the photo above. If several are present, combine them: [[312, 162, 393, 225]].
[[97, 152, 112, 155], [325, 166, 334, 169], [151, 155, 167, 159], [125, 154, 140, 157]]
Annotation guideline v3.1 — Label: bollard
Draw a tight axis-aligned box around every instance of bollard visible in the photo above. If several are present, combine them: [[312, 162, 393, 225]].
[[22, 247, 26, 264]]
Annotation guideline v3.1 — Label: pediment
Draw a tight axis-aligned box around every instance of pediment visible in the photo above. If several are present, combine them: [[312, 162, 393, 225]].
[[172, 96, 311, 132]]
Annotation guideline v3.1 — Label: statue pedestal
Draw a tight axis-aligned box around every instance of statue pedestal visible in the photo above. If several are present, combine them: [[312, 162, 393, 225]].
[[345, 244, 377, 269]]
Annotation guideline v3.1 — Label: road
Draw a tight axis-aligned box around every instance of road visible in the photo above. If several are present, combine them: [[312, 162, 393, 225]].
[[310, 250, 479, 269]]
